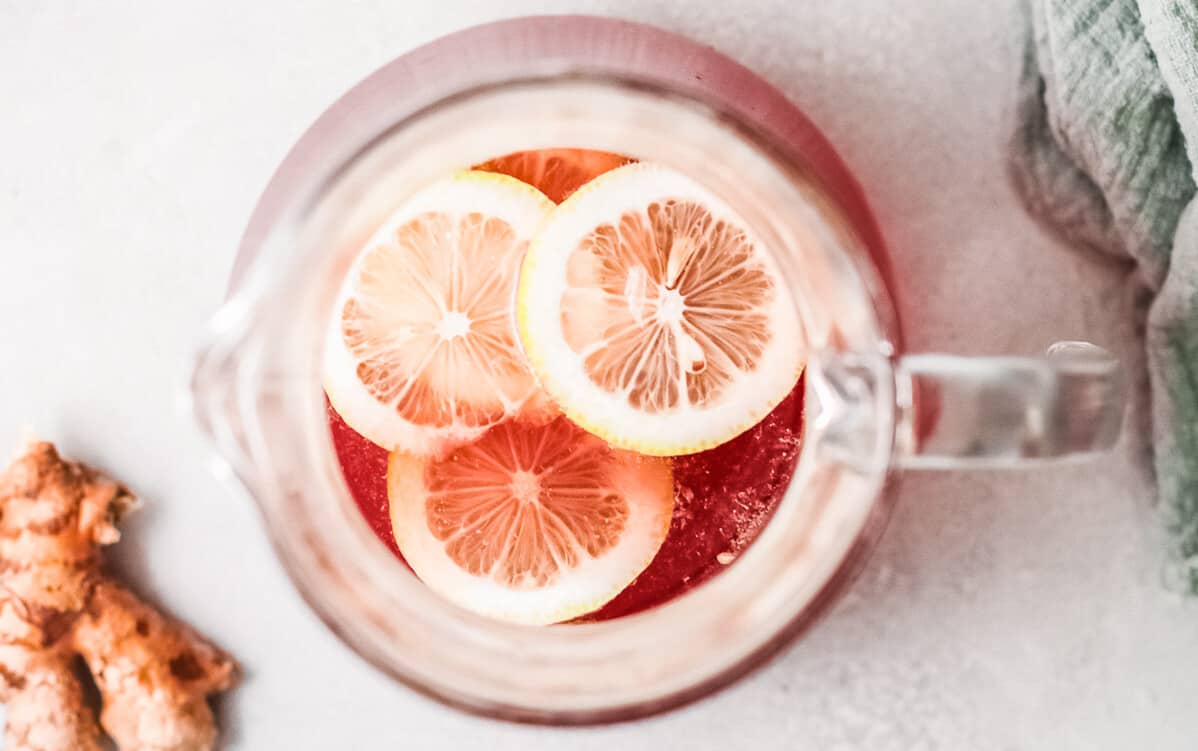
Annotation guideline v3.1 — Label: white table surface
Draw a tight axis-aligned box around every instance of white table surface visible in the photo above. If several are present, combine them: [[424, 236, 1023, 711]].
[[3, 1, 1197, 749]]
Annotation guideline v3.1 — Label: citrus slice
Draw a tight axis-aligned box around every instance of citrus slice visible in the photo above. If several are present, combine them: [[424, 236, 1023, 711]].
[[517, 162, 804, 456], [324, 171, 554, 454], [477, 149, 630, 204], [389, 416, 674, 624]]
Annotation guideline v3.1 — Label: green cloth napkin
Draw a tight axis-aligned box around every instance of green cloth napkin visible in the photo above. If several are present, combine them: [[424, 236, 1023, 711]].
[[1012, 0, 1198, 591]]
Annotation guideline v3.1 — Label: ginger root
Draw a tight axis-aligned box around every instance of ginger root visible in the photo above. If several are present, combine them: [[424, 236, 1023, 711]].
[[0, 440, 237, 750]]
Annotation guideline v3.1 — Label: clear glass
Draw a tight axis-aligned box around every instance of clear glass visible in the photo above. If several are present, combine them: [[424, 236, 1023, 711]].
[[190, 17, 1125, 723]]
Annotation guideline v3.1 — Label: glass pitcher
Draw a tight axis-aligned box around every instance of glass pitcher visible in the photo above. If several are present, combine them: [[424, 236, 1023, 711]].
[[190, 16, 1125, 724]]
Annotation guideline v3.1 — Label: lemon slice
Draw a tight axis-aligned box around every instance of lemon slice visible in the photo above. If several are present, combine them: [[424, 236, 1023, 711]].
[[389, 416, 674, 624], [324, 171, 554, 454], [517, 162, 804, 456]]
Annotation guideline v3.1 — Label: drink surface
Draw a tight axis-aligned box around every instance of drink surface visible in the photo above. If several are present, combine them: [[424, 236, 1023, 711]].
[[323, 149, 806, 624]]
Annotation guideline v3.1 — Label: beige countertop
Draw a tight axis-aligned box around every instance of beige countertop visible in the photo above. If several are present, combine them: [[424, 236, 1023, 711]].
[[2, 1, 1196, 748]]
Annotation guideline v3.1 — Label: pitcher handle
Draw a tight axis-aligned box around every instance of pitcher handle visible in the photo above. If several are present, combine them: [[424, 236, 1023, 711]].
[[892, 341, 1125, 469]]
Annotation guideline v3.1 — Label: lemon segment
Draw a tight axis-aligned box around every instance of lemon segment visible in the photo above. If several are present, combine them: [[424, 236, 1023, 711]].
[[389, 417, 674, 625], [324, 171, 555, 454], [516, 162, 804, 456]]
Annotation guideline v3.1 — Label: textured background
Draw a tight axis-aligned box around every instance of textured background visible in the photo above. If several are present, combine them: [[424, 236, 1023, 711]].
[[2, 1, 1197, 748]]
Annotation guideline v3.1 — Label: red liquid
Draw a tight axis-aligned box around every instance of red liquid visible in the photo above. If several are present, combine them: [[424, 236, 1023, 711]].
[[328, 377, 803, 621]]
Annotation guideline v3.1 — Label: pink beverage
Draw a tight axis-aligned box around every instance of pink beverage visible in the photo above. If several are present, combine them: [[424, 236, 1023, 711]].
[[325, 147, 807, 622]]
